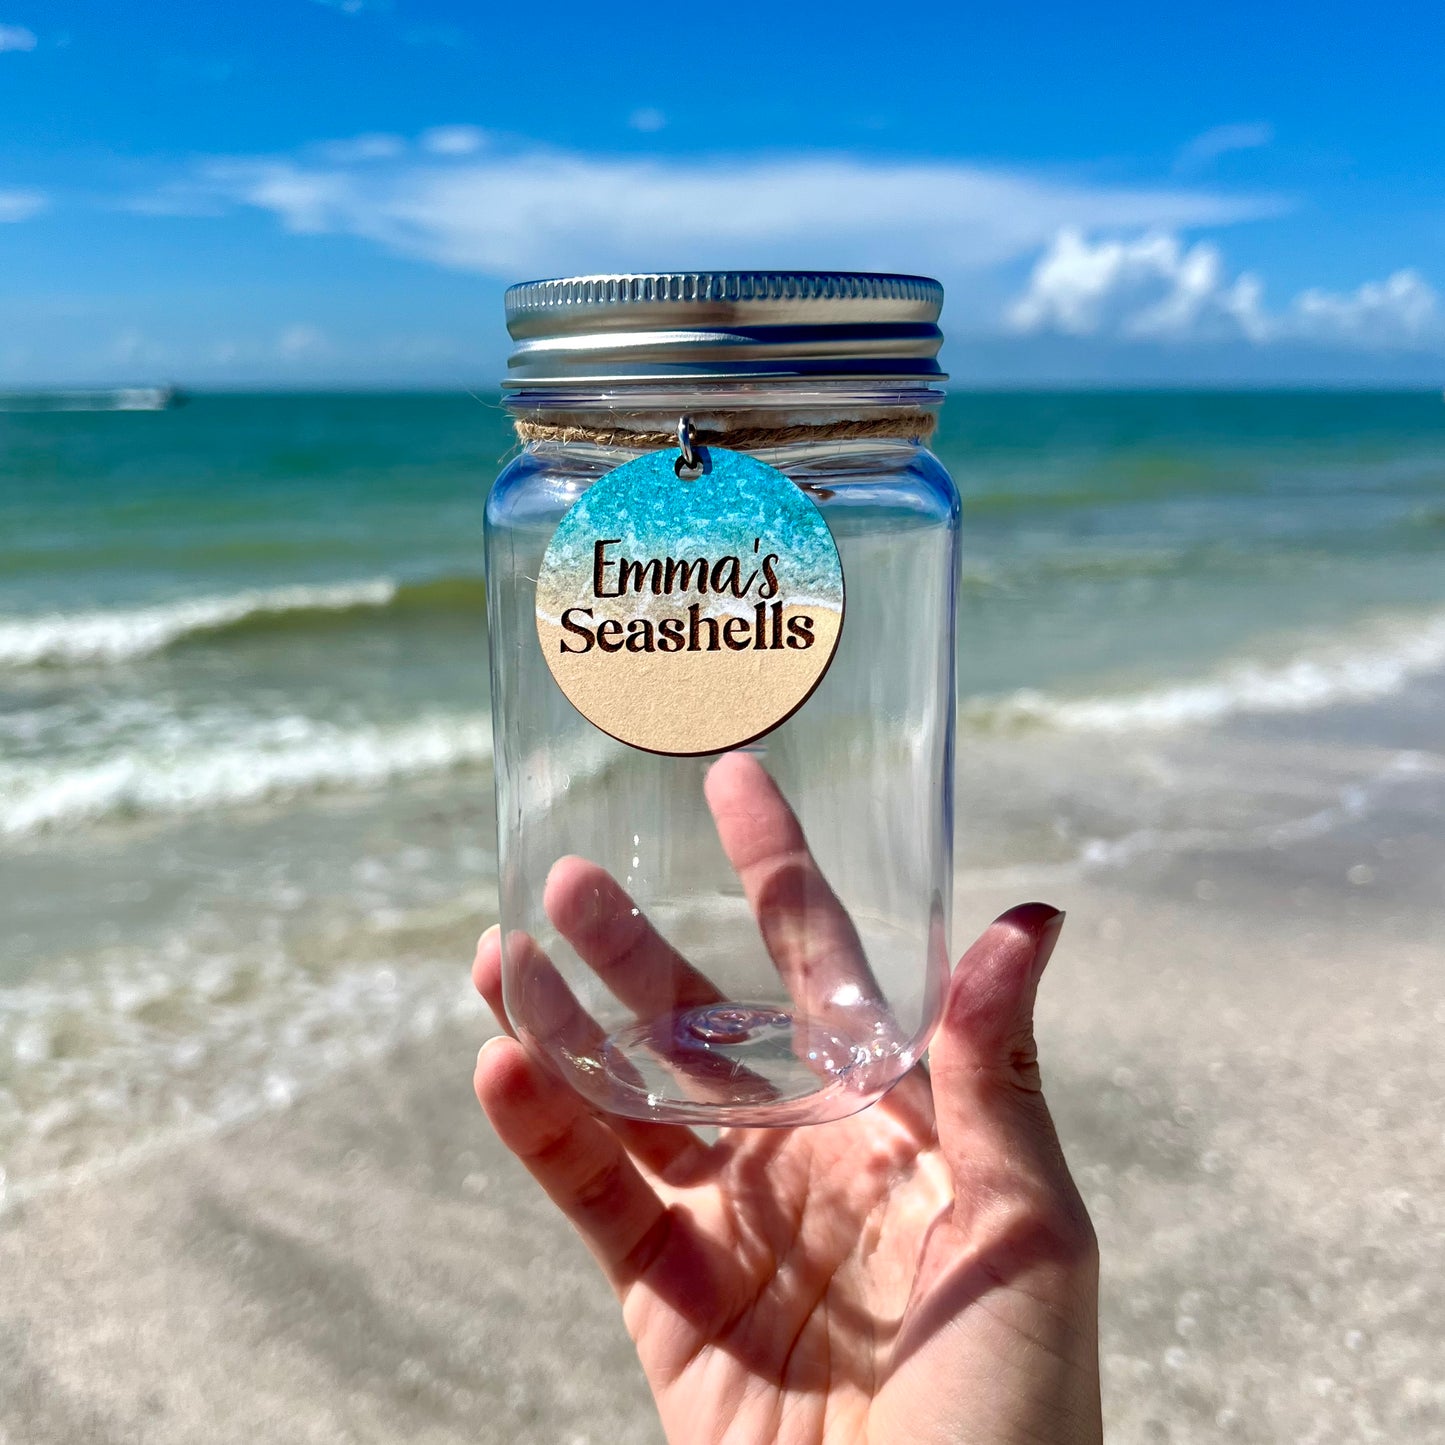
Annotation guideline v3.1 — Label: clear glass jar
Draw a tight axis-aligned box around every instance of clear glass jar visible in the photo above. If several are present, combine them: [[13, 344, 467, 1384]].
[[485, 278, 959, 1126]]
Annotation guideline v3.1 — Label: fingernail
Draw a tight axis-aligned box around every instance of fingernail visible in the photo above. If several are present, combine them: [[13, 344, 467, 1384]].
[[1035, 906, 1066, 974], [479, 922, 500, 946]]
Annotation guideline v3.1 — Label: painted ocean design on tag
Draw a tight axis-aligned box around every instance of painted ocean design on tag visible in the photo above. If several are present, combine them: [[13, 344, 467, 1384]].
[[535, 447, 845, 755]]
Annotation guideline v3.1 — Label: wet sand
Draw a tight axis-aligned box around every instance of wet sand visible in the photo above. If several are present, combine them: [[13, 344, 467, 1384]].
[[2, 854, 1441, 1443]]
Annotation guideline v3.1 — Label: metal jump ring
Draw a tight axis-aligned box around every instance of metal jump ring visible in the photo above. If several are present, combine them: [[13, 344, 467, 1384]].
[[676, 414, 699, 475]]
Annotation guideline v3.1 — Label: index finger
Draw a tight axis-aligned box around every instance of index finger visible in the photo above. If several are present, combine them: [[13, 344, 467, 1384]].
[[703, 750, 883, 1022]]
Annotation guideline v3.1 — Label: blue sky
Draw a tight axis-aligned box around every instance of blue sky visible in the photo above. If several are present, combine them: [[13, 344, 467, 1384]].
[[2, 1, 1443, 386]]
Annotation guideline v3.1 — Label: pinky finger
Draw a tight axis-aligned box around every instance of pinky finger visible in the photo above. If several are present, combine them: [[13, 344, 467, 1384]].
[[475, 1036, 672, 1293], [473, 928, 706, 1180], [471, 924, 515, 1038]]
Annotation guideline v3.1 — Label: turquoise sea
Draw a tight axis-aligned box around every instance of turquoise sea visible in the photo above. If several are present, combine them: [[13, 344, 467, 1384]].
[[3, 390, 1445, 1194]]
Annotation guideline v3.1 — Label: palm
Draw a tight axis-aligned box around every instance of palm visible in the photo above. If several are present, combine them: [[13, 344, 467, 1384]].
[[626, 1094, 945, 1442], [472, 754, 1100, 1444], [608, 1074, 1089, 1444]]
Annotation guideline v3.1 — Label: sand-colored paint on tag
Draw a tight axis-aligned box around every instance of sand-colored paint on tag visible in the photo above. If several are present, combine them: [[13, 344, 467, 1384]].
[[535, 447, 844, 755]]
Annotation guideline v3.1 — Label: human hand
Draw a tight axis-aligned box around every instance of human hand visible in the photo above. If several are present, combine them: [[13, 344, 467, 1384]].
[[471, 773, 1101, 1443]]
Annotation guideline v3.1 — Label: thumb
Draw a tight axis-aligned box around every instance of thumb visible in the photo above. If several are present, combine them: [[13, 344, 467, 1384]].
[[929, 904, 1082, 1216]]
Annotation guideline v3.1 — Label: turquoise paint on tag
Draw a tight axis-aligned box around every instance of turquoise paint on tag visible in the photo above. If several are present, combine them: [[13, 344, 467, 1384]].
[[535, 447, 845, 755]]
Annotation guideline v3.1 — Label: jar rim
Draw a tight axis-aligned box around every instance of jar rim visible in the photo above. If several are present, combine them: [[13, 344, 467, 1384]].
[[503, 380, 946, 415], [502, 271, 947, 387]]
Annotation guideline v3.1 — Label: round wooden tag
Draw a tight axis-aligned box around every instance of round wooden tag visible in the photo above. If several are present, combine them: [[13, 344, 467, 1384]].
[[535, 447, 845, 755]]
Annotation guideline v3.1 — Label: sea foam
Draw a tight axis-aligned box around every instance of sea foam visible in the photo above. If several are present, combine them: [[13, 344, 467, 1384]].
[[0, 580, 398, 668], [969, 606, 1445, 734], [0, 712, 493, 837]]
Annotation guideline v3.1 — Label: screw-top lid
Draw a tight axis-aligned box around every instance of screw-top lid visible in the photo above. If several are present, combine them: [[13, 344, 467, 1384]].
[[502, 271, 945, 387]]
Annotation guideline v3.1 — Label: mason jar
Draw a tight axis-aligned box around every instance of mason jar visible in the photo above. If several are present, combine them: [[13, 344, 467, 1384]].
[[485, 272, 960, 1126]]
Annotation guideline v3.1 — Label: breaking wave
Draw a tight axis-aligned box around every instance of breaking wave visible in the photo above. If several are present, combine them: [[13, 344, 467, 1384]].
[[0, 712, 494, 837], [0, 575, 488, 669], [967, 606, 1445, 734]]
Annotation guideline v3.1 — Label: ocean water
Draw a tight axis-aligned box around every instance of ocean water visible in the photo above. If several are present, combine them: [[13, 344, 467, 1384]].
[[3, 390, 1444, 1194]]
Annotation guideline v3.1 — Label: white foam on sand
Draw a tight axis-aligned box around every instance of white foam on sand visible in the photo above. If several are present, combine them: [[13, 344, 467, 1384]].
[[969, 605, 1445, 734], [1074, 756, 1438, 872], [0, 712, 493, 837], [0, 580, 398, 668], [0, 938, 483, 1211]]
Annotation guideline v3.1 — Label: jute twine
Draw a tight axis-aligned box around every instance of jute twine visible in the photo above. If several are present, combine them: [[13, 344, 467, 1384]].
[[513, 411, 936, 450]]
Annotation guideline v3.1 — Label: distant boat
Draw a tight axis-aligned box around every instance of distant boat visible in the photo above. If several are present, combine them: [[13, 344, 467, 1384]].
[[0, 385, 187, 413]]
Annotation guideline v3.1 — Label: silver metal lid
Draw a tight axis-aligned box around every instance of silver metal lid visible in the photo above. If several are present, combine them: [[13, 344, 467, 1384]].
[[502, 271, 945, 387]]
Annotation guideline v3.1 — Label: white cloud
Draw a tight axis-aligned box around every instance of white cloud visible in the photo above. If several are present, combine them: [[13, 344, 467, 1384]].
[[1176, 122, 1274, 173], [628, 108, 667, 134], [419, 125, 487, 156], [189, 141, 1280, 280], [1009, 230, 1441, 351], [1008, 230, 1268, 342], [276, 324, 330, 359], [315, 133, 405, 163], [0, 188, 47, 222], [124, 190, 226, 218], [110, 330, 149, 364], [1288, 271, 1439, 349], [0, 23, 36, 51]]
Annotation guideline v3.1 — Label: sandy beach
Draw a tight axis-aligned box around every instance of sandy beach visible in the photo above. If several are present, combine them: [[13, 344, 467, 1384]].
[[3, 843, 1441, 1443]]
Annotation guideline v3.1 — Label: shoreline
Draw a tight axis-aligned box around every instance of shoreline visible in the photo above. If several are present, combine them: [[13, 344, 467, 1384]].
[[3, 862, 1441, 1443], [6, 387, 1444, 1441]]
